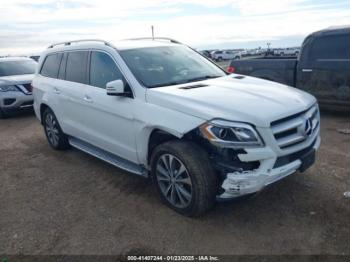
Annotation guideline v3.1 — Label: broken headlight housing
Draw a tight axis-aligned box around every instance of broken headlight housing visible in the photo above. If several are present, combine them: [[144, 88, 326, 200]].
[[199, 120, 264, 148]]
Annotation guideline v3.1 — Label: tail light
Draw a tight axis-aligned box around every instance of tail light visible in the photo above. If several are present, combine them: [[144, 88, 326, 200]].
[[227, 66, 235, 73]]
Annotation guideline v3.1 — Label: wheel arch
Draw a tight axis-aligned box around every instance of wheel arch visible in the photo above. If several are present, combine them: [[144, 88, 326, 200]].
[[147, 128, 180, 165], [39, 103, 50, 125]]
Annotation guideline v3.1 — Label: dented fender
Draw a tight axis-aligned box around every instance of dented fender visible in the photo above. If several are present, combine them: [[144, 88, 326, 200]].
[[133, 102, 206, 167]]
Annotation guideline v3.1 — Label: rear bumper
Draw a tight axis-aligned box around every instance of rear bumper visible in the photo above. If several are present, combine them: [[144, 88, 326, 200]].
[[217, 135, 320, 200], [0, 92, 33, 113]]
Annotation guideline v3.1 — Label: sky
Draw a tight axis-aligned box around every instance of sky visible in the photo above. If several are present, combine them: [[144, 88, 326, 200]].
[[1, 0, 350, 55]]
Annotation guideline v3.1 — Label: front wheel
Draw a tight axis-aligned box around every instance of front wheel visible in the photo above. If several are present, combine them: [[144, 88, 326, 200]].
[[150, 140, 218, 216], [43, 108, 70, 150]]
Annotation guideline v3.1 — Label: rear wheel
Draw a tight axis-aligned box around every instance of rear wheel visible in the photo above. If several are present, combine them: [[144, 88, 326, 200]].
[[150, 140, 217, 216], [43, 108, 70, 150]]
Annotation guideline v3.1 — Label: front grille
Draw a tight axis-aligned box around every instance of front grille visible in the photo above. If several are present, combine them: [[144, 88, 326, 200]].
[[271, 105, 319, 150], [273, 138, 316, 168]]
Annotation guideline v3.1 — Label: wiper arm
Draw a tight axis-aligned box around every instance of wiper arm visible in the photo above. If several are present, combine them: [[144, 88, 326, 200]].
[[149, 81, 184, 88], [148, 75, 222, 88], [182, 75, 221, 83]]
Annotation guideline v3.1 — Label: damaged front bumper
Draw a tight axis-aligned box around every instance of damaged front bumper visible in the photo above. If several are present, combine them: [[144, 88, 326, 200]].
[[217, 135, 321, 200]]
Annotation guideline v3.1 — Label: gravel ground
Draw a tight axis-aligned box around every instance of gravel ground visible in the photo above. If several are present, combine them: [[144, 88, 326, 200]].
[[0, 111, 349, 255]]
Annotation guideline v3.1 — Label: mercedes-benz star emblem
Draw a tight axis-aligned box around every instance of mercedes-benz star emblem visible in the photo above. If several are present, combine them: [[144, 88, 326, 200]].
[[304, 118, 313, 137]]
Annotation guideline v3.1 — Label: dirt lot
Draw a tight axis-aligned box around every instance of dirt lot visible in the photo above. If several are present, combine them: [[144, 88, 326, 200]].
[[0, 111, 350, 255]]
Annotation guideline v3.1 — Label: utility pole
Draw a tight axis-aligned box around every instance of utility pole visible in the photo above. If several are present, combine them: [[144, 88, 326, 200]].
[[151, 25, 154, 40]]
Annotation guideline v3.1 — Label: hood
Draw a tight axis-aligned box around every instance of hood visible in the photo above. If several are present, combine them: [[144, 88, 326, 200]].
[[0, 74, 34, 86], [146, 75, 316, 127]]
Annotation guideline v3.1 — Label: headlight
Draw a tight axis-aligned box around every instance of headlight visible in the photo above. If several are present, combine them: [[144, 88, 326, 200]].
[[0, 85, 20, 92], [199, 120, 264, 148]]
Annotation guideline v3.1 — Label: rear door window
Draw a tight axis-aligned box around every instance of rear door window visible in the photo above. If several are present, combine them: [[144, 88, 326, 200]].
[[65, 51, 88, 84], [310, 35, 350, 61], [40, 53, 63, 78]]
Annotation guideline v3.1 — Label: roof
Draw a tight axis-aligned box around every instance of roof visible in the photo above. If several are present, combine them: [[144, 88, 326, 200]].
[[114, 39, 180, 50], [46, 38, 182, 53], [311, 25, 350, 37], [0, 56, 34, 62]]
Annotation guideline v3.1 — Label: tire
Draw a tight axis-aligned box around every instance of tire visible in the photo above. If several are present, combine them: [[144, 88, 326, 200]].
[[150, 140, 218, 216], [43, 107, 70, 150], [217, 57, 223, 62]]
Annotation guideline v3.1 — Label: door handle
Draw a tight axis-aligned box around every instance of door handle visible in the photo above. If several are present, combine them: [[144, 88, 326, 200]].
[[53, 87, 61, 94], [84, 95, 93, 103], [302, 69, 313, 72]]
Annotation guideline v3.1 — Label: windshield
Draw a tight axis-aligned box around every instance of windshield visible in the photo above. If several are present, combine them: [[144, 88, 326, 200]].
[[119, 46, 226, 88], [0, 60, 37, 77]]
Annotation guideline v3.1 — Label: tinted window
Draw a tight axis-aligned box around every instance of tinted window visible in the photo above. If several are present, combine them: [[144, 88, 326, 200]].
[[40, 53, 62, 78], [90, 52, 123, 88], [65, 51, 88, 84], [310, 35, 350, 60]]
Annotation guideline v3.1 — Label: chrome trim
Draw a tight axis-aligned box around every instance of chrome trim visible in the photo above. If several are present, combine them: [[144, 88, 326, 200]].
[[48, 39, 116, 49], [271, 105, 320, 150]]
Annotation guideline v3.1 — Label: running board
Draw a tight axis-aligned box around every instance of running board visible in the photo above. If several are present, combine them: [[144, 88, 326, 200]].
[[68, 137, 148, 178]]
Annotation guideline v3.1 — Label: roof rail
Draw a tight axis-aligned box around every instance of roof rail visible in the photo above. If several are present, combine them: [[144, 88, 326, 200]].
[[47, 39, 115, 49], [126, 37, 183, 44]]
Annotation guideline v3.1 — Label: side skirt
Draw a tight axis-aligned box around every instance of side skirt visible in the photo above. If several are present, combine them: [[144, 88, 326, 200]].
[[68, 137, 148, 178]]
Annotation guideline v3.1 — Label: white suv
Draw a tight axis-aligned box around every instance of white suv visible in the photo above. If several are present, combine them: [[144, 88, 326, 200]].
[[210, 50, 241, 61], [33, 39, 320, 216]]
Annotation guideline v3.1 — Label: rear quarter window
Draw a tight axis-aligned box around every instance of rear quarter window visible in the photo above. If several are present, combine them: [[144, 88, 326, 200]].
[[40, 53, 63, 78], [310, 34, 350, 61]]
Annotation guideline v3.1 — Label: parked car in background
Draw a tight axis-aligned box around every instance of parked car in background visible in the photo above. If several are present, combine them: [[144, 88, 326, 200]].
[[0, 57, 37, 118], [33, 38, 320, 216], [228, 26, 350, 110], [274, 47, 300, 57], [240, 50, 248, 56], [211, 50, 241, 61], [199, 50, 211, 58]]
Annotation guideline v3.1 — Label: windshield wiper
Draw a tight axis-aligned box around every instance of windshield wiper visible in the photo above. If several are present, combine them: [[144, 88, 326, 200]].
[[149, 81, 185, 88], [148, 75, 222, 88], [182, 75, 222, 84]]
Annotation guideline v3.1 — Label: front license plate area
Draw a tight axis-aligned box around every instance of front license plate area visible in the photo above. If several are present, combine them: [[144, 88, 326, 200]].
[[299, 149, 316, 172]]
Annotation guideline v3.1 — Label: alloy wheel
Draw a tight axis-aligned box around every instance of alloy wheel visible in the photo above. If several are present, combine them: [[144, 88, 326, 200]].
[[45, 113, 60, 147], [156, 154, 193, 208]]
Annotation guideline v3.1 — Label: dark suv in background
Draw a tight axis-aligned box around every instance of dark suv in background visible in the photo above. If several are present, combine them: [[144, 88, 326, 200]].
[[229, 26, 350, 110]]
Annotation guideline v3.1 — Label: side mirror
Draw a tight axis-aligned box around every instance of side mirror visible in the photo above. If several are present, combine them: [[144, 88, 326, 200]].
[[106, 80, 125, 96]]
